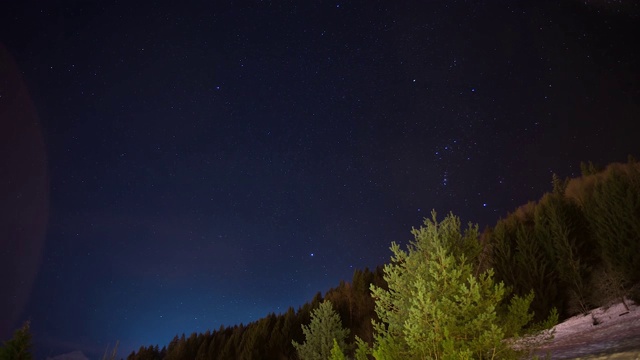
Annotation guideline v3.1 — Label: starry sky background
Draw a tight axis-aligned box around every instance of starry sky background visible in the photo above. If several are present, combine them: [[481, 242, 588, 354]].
[[1, 0, 639, 358]]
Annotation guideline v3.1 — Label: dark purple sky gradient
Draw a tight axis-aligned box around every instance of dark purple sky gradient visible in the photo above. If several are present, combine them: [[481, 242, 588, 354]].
[[1, 1, 639, 358]]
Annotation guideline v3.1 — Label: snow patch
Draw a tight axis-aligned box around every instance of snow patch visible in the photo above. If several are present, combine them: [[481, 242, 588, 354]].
[[536, 299, 640, 359]]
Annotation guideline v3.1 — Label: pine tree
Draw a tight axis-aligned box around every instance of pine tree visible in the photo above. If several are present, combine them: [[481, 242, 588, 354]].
[[490, 207, 561, 321], [292, 301, 350, 360], [0, 322, 32, 360], [330, 339, 347, 360], [534, 192, 594, 315], [370, 211, 552, 359], [581, 163, 640, 302], [353, 336, 371, 360], [195, 336, 210, 360]]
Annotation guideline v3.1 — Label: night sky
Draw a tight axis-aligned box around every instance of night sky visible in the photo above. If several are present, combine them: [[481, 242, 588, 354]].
[[1, 1, 639, 358]]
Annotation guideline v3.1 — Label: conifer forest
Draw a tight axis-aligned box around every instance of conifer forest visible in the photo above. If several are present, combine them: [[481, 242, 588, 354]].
[[7, 159, 633, 360]]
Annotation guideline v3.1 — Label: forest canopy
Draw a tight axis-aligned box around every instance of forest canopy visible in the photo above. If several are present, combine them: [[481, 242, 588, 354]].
[[5, 159, 639, 360], [123, 158, 640, 360]]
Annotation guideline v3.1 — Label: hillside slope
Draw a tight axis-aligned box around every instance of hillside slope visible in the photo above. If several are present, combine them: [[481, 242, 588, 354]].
[[536, 299, 640, 359]]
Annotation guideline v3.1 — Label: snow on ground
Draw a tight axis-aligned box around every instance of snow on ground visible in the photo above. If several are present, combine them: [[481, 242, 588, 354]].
[[535, 299, 640, 359]]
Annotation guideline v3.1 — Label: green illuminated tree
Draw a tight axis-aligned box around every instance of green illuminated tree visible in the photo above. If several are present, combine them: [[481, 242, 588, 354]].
[[330, 339, 347, 360], [292, 300, 349, 360], [370, 211, 553, 359]]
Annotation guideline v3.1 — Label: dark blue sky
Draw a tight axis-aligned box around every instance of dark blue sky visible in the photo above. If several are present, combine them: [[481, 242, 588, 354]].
[[1, 0, 639, 358]]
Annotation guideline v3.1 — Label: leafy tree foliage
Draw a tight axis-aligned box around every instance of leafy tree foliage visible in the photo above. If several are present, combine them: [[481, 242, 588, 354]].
[[353, 336, 371, 360], [126, 269, 385, 360], [292, 301, 349, 360], [0, 322, 32, 360], [534, 192, 594, 314], [579, 163, 640, 294], [330, 339, 347, 360], [580, 161, 601, 177], [490, 160, 640, 319], [490, 183, 599, 318], [490, 207, 563, 320], [370, 211, 548, 359], [125, 159, 640, 360]]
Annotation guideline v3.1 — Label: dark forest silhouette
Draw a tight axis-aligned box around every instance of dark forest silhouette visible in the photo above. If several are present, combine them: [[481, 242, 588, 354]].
[[4, 158, 639, 359], [125, 158, 640, 360]]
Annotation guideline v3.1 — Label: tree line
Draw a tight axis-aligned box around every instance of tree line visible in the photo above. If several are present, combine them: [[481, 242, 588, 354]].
[[489, 157, 640, 321], [4, 157, 639, 359], [128, 265, 386, 360], [126, 157, 640, 359]]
